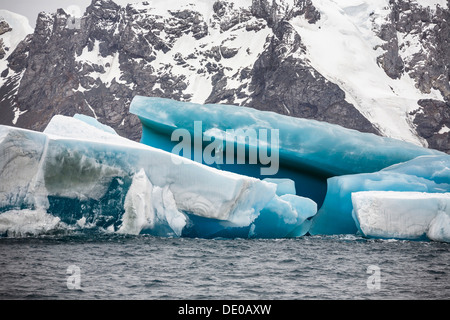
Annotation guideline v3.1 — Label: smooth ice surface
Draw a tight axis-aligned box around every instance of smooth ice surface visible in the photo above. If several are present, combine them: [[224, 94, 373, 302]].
[[0, 115, 316, 238], [251, 194, 317, 238], [130, 96, 443, 209], [352, 191, 450, 242], [73, 114, 119, 136], [130, 96, 443, 178], [44, 115, 129, 146], [310, 155, 450, 235]]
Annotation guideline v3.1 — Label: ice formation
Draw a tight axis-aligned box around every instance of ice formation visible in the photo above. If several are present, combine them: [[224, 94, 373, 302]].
[[129, 96, 450, 241], [0, 115, 315, 238], [130, 96, 443, 208], [352, 191, 450, 242], [0, 209, 63, 238], [130, 96, 442, 176], [1, 96, 449, 241], [309, 155, 450, 235]]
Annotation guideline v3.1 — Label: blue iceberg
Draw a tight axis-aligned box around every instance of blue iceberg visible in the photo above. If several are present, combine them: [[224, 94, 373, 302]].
[[1, 95, 449, 241], [130, 96, 443, 208], [129, 96, 450, 241], [310, 155, 450, 235]]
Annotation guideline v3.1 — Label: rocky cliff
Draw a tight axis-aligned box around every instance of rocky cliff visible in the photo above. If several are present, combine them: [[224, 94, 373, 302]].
[[0, 0, 448, 150]]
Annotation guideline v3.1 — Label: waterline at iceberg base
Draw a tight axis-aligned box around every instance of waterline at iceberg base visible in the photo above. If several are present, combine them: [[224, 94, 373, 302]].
[[0, 97, 449, 242]]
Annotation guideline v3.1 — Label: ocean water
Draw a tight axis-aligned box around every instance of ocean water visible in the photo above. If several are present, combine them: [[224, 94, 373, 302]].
[[0, 233, 449, 300]]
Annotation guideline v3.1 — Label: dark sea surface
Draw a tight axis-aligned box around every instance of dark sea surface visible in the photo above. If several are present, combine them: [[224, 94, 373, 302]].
[[0, 233, 449, 300]]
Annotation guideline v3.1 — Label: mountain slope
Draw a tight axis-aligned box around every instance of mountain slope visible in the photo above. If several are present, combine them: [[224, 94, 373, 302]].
[[0, 10, 34, 126], [0, 0, 449, 151]]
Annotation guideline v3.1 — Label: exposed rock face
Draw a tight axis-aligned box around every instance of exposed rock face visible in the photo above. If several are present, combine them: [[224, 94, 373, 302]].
[[246, 4, 377, 134], [0, 20, 12, 59], [377, 0, 450, 101], [411, 99, 450, 153], [0, 20, 12, 35], [0, 0, 449, 152]]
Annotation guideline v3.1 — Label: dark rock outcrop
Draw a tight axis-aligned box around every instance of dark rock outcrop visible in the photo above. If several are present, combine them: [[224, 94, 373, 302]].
[[0, 0, 448, 153], [411, 99, 450, 153], [376, 0, 450, 101]]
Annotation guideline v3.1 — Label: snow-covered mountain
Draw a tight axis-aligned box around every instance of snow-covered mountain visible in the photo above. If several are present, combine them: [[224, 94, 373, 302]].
[[0, 0, 449, 151], [0, 10, 34, 125]]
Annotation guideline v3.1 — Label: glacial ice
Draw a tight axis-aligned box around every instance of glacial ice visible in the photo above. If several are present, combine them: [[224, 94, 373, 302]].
[[0, 115, 315, 238], [72, 114, 119, 136], [130, 96, 443, 176], [117, 168, 186, 237], [130, 96, 443, 207], [251, 194, 317, 238], [351, 191, 450, 242], [309, 155, 450, 235], [263, 178, 296, 196], [0, 209, 63, 237], [1, 97, 450, 241]]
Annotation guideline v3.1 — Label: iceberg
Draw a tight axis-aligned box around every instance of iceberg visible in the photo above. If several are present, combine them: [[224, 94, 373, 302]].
[[129, 96, 443, 207], [351, 191, 450, 242], [309, 155, 450, 235], [128, 96, 450, 240], [1, 96, 449, 240], [0, 114, 315, 238]]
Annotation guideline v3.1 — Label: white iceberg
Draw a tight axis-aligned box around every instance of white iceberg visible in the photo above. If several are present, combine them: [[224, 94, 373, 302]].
[[0, 115, 316, 238], [352, 191, 450, 242]]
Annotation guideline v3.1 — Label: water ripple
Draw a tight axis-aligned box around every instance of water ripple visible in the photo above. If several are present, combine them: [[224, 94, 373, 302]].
[[0, 235, 449, 299]]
